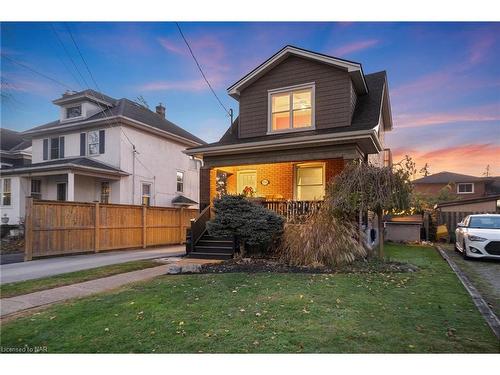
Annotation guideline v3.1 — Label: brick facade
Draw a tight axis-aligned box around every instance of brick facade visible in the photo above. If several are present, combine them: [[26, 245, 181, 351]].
[[208, 158, 344, 203]]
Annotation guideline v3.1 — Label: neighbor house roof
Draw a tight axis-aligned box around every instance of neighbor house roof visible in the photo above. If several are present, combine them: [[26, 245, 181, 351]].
[[413, 171, 487, 184], [171, 195, 198, 206], [0, 157, 128, 176], [227, 45, 369, 98], [436, 194, 500, 208], [186, 70, 388, 154], [0, 128, 31, 152], [23, 92, 205, 146]]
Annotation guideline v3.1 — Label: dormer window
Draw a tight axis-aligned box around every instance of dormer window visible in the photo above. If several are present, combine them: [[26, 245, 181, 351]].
[[268, 83, 315, 133], [66, 105, 82, 119]]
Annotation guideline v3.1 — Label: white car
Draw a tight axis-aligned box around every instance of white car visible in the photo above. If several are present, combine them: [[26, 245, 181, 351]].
[[455, 214, 500, 260]]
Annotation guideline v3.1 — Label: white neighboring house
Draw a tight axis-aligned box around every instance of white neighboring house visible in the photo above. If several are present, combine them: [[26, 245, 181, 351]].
[[0, 90, 205, 225]]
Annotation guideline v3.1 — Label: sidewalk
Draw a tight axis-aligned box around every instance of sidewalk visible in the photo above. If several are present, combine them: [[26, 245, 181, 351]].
[[1, 258, 220, 318], [1, 245, 185, 284]]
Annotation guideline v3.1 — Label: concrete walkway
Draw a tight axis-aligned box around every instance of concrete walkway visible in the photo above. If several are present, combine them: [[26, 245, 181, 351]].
[[0, 246, 185, 284], [0, 258, 220, 318]]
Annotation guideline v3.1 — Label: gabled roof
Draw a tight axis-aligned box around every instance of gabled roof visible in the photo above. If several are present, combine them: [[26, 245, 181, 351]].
[[187, 70, 388, 154], [227, 45, 368, 99], [0, 128, 31, 152], [413, 171, 487, 184], [23, 94, 205, 146], [0, 156, 128, 176], [171, 195, 198, 206]]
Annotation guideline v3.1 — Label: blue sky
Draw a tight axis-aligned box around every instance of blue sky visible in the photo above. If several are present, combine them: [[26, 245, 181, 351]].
[[1, 22, 499, 175]]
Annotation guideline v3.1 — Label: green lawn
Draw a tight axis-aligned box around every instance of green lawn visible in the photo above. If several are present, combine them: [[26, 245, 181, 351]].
[[0, 244, 497, 353], [0, 260, 160, 298]]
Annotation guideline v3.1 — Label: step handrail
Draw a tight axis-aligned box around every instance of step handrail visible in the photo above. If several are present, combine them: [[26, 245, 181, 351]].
[[190, 205, 211, 248]]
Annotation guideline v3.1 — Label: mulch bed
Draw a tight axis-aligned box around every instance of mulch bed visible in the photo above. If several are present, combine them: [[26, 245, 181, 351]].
[[200, 257, 418, 274]]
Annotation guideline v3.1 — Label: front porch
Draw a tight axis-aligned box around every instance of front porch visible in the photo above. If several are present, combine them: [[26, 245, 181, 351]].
[[203, 158, 344, 221]]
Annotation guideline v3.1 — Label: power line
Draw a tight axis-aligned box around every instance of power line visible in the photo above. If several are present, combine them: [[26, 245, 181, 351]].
[[50, 23, 89, 89], [175, 22, 231, 118], [1, 54, 74, 90]]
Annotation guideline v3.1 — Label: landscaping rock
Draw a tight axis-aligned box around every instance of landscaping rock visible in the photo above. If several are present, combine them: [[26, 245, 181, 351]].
[[181, 264, 201, 273], [165, 265, 182, 274]]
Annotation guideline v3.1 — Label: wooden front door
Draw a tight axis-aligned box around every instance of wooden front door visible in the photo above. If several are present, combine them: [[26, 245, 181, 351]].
[[237, 170, 257, 195]]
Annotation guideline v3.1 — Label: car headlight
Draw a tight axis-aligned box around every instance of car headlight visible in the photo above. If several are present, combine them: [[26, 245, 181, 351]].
[[468, 234, 487, 242]]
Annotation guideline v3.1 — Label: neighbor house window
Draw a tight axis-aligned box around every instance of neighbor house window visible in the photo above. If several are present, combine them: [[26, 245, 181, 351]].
[[269, 84, 314, 132], [457, 183, 474, 194], [87, 130, 100, 155], [1, 178, 12, 206], [57, 183, 66, 201], [100, 182, 110, 204], [295, 164, 325, 201], [66, 105, 82, 119], [176, 171, 184, 193], [142, 183, 151, 206], [31, 179, 42, 200], [50, 136, 64, 159]]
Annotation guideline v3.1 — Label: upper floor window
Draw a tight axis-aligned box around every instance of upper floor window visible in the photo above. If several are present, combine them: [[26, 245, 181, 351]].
[[88, 130, 100, 155], [269, 84, 314, 133], [1, 178, 11, 206], [47, 136, 64, 160], [66, 105, 82, 119], [176, 171, 184, 193], [457, 183, 474, 194]]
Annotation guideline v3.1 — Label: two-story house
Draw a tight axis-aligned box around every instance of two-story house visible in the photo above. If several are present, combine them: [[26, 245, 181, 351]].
[[413, 171, 500, 200], [184, 45, 393, 258], [0, 89, 205, 225], [186, 45, 393, 210]]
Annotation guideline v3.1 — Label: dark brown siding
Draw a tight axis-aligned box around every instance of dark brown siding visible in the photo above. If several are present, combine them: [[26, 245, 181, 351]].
[[349, 80, 357, 122], [199, 167, 211, 210], [238, 56, 355, 139]]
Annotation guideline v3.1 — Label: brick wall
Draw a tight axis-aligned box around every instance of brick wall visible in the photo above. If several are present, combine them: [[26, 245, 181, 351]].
[[209, 158, 344, 202]]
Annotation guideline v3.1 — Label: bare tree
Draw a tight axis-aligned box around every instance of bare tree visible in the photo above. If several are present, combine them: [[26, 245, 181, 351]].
[[483, 165, 491, 177], [419, 163, 431, 177]]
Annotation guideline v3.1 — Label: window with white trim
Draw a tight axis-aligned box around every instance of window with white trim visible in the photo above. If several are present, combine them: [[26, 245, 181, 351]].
[[269, 84, 314, 132], [457, 183, 474, 194], [87, 130, 100, 155], [176, 171, 184, 193], [142, 183, 151, 206], [66, 105, 82, 119], [1, 178, 12, 206], [295, 164, 325, 201], [100, 181, 110, 204], [31, 179, 42, 200]]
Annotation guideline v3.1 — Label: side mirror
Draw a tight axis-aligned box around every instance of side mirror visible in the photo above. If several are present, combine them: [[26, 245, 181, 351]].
[[457, 222, 465, 228]]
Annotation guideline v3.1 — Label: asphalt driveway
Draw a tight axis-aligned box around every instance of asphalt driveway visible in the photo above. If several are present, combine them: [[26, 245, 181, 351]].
[[443, 245, 500, 317], [0, 246, 185, 284]]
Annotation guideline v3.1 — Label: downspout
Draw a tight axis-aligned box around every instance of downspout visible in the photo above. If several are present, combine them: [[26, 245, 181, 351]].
[[132, 145, 136, 204]]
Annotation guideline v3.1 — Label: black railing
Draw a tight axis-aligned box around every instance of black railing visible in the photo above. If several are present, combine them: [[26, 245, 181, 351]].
[[263, 200, 323, 223], [186, 205, 211, 253]]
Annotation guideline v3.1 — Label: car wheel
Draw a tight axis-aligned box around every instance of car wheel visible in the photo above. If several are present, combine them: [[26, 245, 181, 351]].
[[462, 240, 469, 260]]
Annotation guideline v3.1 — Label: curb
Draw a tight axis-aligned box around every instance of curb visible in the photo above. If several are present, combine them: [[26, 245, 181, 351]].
[[436, 245, 500, 340]]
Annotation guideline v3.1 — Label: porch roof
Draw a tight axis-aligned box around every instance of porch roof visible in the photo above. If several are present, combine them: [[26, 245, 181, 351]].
[[0, 157, 129, 177]]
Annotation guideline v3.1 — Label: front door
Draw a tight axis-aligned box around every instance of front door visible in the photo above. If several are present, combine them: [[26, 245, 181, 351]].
[[237, 170, 257, 195], [57, 182, 67, 201]]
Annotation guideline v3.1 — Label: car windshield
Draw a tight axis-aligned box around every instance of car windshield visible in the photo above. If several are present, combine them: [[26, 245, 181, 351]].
[[468, 216, 500, 229]]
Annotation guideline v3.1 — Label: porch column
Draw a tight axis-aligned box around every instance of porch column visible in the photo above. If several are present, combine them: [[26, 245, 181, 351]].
[[67, 172, 75, 201]]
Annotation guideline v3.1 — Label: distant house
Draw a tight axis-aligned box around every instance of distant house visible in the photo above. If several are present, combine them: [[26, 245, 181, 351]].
[[413, 171, 500, 200], [0, 90, 205, 225], [0, 129, 32, 225]]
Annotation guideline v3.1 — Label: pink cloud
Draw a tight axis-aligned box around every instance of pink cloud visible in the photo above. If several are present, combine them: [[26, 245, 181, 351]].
[[140, 78, 209, 92], [394, 103, 500, 128], [332, 39, 379, 56], [469, 33, 496, 64], [392, 143, 500, 177]]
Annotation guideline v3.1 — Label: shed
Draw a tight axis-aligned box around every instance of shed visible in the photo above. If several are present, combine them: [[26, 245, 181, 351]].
[[384, 215, 423, 243]]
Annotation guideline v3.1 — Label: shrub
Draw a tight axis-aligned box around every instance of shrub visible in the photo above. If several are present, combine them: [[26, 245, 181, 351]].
[[277, 206, 367, 267], [207, 195, 284, 251]]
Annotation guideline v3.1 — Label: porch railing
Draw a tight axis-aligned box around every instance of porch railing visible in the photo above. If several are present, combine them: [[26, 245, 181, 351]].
[[186, 205, 211, 253], [263, 200, 323, 223]]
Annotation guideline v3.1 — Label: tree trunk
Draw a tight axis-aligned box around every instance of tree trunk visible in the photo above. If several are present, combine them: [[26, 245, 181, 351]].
[[376, 207, 385, 258]]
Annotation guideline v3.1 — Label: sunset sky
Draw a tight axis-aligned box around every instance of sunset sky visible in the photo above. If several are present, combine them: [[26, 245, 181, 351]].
[[1, 22, 499, 176]]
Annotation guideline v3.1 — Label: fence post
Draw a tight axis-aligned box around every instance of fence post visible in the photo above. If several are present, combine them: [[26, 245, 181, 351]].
[[94, 202, 100, 253], [179, 207, 185, 244], [24, 197, 33, 261], [142, 205, 147, 248]]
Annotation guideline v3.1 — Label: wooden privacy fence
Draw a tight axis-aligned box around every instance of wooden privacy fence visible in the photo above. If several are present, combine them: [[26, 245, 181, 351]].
[[437, 209, 496, 236], [24, 198, 198, 260]]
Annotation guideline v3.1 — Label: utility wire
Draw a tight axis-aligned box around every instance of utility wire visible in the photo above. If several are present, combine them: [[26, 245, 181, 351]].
[[1, 54, 74, 90], [50, 23, 89, 89], [175, 22, 231, 117]]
